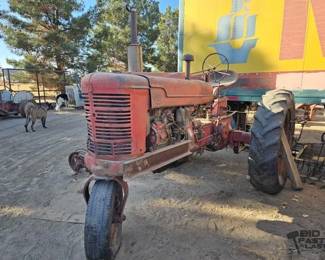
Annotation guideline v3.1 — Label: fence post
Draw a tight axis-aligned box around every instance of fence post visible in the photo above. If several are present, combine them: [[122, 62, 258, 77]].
[[36, 71, 41, 104], [7, 69, 12, 91], [41, 74, 46, 103], [2, 69, 6, 89]]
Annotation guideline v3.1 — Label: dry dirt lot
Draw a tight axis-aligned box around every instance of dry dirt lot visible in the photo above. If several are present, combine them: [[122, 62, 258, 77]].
[[0, 111, 324, 260]]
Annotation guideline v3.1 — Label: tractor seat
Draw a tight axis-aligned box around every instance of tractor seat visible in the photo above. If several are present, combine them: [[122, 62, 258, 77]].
[[208, 70, 238, 88]]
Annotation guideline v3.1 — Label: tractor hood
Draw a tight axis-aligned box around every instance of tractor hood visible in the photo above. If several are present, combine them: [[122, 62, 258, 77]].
[[81, 72, 214, 109], [136, 73, 214, 109]]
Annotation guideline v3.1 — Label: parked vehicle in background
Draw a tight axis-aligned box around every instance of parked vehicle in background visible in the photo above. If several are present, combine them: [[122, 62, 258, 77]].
[[65, 85, 84, 108], [0, 90, 33, 117]]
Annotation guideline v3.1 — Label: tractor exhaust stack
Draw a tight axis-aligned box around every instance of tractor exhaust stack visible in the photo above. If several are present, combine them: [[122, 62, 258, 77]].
[[127, 5, 143, 72]]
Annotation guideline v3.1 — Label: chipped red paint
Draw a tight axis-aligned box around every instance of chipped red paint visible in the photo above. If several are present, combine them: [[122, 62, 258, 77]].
[[81, 72, 253, 178], [139, 74, 214, 109], [81, 73, 150, 161]]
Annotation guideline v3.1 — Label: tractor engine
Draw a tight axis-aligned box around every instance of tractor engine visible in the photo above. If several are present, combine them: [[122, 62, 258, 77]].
[[147, 106, 193, 152]]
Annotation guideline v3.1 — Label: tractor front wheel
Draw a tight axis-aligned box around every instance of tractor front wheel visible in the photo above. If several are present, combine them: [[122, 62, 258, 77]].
[[84, 180, 122, 260], [248, 89, 295, 194]]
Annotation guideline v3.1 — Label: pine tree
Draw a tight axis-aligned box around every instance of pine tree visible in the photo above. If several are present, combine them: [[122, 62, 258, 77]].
[[85, 0, 160, 72], [156, 6, 178, 72], [0, 0, 93, 87]]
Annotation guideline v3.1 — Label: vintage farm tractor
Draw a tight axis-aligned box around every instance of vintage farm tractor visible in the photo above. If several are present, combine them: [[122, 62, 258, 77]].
[[74, 55, 295, 260], [68, 7, 296, 260]]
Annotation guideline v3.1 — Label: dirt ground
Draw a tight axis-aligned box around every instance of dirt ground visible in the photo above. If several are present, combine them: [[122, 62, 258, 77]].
[[0, 111, 324, 260]]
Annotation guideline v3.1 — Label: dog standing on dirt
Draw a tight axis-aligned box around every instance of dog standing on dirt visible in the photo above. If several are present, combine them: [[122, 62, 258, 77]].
[[24, 102, 48, 132]]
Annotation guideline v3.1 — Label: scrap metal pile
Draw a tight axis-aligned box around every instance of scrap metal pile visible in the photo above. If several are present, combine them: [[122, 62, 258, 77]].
[[293, 122, 325, 183]]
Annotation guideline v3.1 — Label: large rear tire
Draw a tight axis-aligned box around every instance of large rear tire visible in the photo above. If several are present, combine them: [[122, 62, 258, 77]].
[[248, 90, 295, 194], [84, 180, 122, 260]]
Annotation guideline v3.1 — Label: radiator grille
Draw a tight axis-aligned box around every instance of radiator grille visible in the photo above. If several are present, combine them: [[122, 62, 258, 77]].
[[87, 139, 131, 156], [84, 93, 132, 156]]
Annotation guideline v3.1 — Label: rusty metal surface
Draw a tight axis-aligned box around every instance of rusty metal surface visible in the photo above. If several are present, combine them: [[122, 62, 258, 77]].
[[81, 72, 250, 181], [82, 73, 150, 161], [295, 143, 325, 181], [144, 76, 214, 108], [85, 141, 192, 177], [229, 130, 251, 146], [137, 72, 186, 79], [211, 97, 228, 116], [68, 149, 86, 172], [193, 121, 214, 149], [136, 72, 206, 81], [81, 72, 149, 92]]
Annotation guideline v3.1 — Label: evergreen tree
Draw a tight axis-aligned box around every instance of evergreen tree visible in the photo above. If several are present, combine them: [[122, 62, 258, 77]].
[[86, 0, 160, 72], [156, 6, 178, 72], [0, 0, 93, 86]]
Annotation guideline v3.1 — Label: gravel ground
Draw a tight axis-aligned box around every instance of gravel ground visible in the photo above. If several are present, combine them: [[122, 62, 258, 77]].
[[0, 111, 324, 260]]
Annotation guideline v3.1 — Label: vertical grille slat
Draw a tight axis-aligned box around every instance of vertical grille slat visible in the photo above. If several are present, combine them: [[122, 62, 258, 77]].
[[84, 93, 132, 156]]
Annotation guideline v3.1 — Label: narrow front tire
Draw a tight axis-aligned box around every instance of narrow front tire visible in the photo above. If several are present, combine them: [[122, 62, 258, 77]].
[[84, 180, 122, 260]]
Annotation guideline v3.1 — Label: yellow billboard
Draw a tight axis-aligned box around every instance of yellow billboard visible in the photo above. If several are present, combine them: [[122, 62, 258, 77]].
[[178, 0, 325, 73]]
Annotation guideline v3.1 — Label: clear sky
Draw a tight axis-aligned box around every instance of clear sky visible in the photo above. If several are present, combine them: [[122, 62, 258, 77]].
[[0, 0, 179, 68]]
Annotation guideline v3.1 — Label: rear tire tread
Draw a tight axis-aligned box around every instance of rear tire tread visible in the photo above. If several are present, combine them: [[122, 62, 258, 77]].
[[248, 89, 295, 194]]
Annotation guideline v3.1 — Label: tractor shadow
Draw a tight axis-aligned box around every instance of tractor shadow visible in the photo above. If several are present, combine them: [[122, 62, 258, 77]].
[[128, 148, 325, 259]]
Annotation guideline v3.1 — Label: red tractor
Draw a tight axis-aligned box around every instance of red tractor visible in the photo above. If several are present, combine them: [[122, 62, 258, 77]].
[[77, 53, 295, 259], [69, 7, 295, 260]]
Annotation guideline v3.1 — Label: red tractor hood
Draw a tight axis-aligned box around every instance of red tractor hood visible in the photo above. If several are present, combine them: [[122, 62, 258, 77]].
[[82, 72, 214, 109], [138, 74, 214, 108]]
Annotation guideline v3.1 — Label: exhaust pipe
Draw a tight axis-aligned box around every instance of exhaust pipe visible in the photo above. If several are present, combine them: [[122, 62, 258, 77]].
[[183, 54, 194, 80], [127, 5, 143, 72]]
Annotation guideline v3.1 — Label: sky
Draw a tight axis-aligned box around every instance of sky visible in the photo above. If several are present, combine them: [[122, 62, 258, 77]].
[[0, 0, 179, 68]]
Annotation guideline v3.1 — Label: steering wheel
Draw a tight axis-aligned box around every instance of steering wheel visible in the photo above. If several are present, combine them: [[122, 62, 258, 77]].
[[201, 52, 230, 84]]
